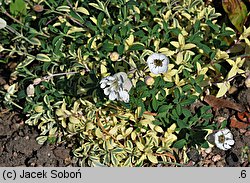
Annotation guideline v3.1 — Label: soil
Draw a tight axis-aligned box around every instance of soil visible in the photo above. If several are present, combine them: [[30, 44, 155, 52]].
[[0, 110, 77, 167]]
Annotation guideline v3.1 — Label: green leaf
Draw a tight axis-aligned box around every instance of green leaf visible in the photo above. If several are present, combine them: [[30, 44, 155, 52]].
[[10, 0, 27, 16], [182, 108, 192, 117], [101, 42, 114, 52], [181, 96, 197, 106], [128, 43, 145, 51], [117, 44, 125, 55], [206, 20, 220, 33], [222, 0, 247, 33], [152, 97, 158, 111], [176, 104, 182, 116], [173, 139, 187, 149]]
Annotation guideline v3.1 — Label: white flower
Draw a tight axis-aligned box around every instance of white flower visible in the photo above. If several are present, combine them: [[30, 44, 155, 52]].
[[0, 18, 7, 29], [147, 53, 169, 74], [214, 129, 235, 150], [100, 72, 132, 103]]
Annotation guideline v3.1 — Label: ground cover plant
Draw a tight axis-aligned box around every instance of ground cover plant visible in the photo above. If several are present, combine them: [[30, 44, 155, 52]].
[[0, 0, 249, 167]]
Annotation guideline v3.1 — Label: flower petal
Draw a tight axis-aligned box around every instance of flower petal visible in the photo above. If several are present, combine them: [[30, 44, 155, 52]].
[[158, 66, 168, 73], [225, 139, 235, 145], [214, 131, 223, 144], [119, 90, 129, 103], [109, 91, 117, 101], [100, 82, 107, 88], [223, 143, 232, 150], [147, 53, 158, 64], [114, 72, 127, 82], [222, 128, 230, 135], [159, 54, 167, 61], [104, 87, 111, 95], [215, 142, 227, 150], [123, 78, 132, 92]]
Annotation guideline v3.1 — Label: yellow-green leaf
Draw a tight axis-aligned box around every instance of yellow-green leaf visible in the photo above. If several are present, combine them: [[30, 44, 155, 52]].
[[216, 81, 230, 97], [178, 34, 185, 47], [176, 52, 183, 65], [36, 54, 51, 62], [183, 43, 196, 50], [136, 141, 144, 151], [158, 47, 175, 56], [147, 153, 158, 164], [95, 128, 103, 138], [34, 106, 44, 113], [154, 126, 164, 133], [69, 116, 81, 124], [56, 6, 71, 12], [170, 41, 180, 48], [76, 7, 90, 15], [125, 34, 134, 46]]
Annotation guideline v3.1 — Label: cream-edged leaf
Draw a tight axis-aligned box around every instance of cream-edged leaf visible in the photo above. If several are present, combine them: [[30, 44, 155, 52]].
[[76, 7, 90, 15]]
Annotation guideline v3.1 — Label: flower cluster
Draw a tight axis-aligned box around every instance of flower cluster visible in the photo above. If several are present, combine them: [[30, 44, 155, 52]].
[[100, 72, 132, 103], [214, 129, 235, 150]]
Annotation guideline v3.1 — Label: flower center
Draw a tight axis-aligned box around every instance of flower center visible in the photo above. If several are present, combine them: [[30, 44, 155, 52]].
[[154, 59, 163, 67], [218, 135, 225, 143]]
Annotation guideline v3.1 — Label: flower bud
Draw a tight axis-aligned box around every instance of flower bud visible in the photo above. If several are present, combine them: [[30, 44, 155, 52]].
[[3, 84, 9, 91], [144, 76, 155, 86], [109, 52, 119, 61], [26, 84, 35, 97], [33, 78, 42, 85], [33, 5, 44, 12], [0, 18, 7, 29]]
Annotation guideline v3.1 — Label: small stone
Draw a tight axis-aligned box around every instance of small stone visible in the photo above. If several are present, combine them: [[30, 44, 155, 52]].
[[239, 129, 247, 134], [216, 116, 227, 123], [212, 154, 221, 162], [209, 164, 216, 167], [216, 161, 224, 167], [244, 131, 250, 136], [13, 152, 18, 157], [228, 86, 237, 94], [201, 149, 207, 158], [226, 152, 239, 166], [207, 154, 213, 159], [205, 147, 212, 154]]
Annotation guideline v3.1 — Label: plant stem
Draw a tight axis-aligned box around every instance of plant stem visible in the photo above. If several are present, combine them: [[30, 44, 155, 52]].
[[42, 71, 79, 81], [0, 7, 24, 26]]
